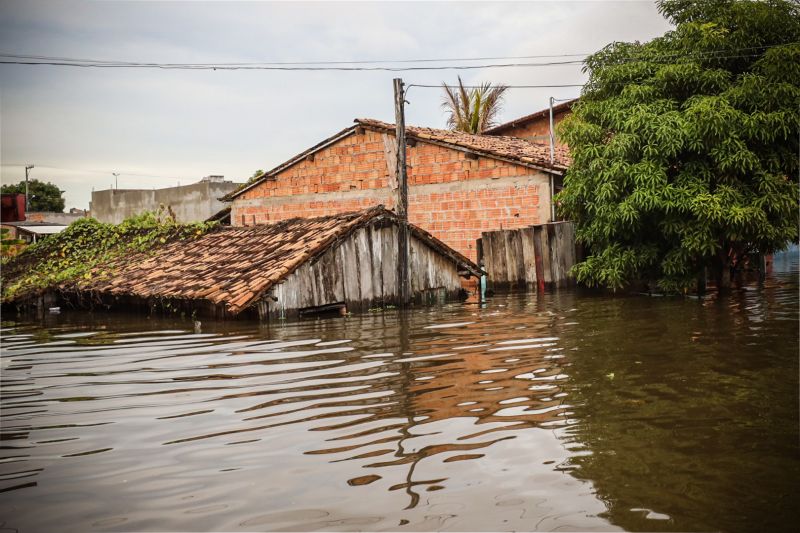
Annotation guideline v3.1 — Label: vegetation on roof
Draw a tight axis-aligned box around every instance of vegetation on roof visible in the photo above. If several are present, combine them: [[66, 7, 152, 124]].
[[1, 209, 218, 304]]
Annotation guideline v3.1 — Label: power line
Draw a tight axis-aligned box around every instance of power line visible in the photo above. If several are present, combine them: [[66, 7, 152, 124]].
[[0, 51, 593, 65], [0, 59, 587, 71], [410, 83, 585, 89], [0, 43, 795, 71], [1, 42, 794, 67]]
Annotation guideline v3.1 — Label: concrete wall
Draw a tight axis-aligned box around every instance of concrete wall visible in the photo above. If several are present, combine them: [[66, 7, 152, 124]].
[[232, 128, 554, 262], [26, 211, 87, 225], [90, 180, 241, 224]]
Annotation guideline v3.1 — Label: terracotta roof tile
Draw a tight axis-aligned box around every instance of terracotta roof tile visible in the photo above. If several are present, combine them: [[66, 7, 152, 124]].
[[356, 118, 570, 172], [81, 206, 481, 315]]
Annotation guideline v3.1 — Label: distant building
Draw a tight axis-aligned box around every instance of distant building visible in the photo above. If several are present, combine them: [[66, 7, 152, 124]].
[[0, 221, 67, 244], [482, 99, 575, 147], [1, 193, 26, 223], [25, 211, 87, 225], [90, 175, 243, 224]]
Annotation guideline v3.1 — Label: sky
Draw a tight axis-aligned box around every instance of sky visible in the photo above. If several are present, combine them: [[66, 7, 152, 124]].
[[0, 0, 673, 210]]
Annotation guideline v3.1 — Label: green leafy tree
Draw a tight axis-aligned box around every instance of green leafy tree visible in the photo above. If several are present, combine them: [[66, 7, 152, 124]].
[[557, 0, 799, 292], [1, 179, 66, 212], [442, 76, 509, 134]]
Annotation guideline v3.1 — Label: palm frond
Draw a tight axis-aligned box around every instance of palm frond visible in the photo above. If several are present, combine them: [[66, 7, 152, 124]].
[[441, 77, 509, 134]]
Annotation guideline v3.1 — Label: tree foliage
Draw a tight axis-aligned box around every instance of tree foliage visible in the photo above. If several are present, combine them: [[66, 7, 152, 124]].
[[442, 76, 509, 134], [0, 179, 66, 212], [557, 0, 799, 292]]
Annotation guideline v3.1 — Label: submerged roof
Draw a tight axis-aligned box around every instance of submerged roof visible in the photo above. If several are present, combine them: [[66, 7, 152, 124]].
[[481, 99, 576, 135], [226, 118, 569, 200], [82, 206, 481, 315]]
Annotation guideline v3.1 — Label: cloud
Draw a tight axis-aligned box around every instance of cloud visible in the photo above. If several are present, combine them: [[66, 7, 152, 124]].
[[0, 0, 674, 210]]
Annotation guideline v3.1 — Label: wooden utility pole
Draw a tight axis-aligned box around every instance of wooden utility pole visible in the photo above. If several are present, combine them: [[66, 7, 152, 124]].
[[394, 78, 411, 306]]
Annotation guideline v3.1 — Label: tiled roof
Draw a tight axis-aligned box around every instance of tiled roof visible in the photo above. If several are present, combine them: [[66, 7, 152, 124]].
[[226, 118, 569, 200], [356, 118, 571, 171], [81, 206, 480, 315], [481, 99, 577, 135]]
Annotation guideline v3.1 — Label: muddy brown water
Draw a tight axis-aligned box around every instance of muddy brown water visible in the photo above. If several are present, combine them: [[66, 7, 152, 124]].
[[1, 254, 797, 532]]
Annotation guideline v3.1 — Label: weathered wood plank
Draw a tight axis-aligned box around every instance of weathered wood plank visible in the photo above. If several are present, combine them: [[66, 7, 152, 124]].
[[339, 235, 361, 302], [354, 227, 375, 303], [503, 230, 516, 285], [512, 229, 526, 289], [490, 231, 508, 285], [381, 224, 398, 302], [370, 225, 385, 303], [520, 227, 537, 287]]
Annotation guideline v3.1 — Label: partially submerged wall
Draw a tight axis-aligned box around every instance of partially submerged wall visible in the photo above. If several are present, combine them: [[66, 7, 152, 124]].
[[263, 222, 465, 319], [479, 221, 577, 291]]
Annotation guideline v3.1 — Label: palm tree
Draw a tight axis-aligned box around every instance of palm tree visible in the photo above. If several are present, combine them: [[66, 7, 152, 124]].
[[441, 76, 509, 134]]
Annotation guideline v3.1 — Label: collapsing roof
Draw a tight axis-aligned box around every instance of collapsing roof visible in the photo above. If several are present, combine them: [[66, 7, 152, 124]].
[[225, 118, 571, 200], [80, 206, 481, 315]]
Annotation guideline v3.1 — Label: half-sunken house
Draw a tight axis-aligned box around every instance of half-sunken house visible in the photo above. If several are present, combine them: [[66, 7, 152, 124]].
[[76, 206, 481, 320]]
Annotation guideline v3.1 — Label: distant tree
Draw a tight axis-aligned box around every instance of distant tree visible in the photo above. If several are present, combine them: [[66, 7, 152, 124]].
[[247, 169, 265, 185], [1, 179, 66, 212], [442, 76, 509, 134], [557, 0, 800, 292]]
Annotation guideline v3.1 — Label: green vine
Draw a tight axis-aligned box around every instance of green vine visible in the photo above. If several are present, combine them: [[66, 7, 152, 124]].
[[1, 209, 218, 304]]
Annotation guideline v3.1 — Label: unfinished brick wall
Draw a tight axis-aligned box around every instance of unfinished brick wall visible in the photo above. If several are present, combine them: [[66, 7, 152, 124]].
[[232, 128, 551, 262], [486, 109, 571, 147]]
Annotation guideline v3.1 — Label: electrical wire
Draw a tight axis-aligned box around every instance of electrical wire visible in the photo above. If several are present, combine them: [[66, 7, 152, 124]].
[[0, 42, 795, 71], [410, 83, 584, 89], [0, 51, 593, 65]]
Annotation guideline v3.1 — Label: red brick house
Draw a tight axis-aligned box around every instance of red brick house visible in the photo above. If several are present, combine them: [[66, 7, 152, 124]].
[[483, 99, 575, 147], [228, 118, 570, 262]]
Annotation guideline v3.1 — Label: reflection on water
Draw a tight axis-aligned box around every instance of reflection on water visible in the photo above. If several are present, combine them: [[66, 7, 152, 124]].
[[1, 257, 797, 532]]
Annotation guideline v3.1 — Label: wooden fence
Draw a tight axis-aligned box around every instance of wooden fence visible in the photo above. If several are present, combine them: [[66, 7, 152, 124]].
[[478, 221, 577, 291]]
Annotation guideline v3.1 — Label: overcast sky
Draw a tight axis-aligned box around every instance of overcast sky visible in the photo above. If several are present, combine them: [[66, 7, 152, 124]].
[[0, 1, 673, 210]]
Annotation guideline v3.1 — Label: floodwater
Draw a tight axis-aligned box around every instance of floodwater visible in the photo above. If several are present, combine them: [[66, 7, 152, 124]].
[[1, 254, 797, 532]]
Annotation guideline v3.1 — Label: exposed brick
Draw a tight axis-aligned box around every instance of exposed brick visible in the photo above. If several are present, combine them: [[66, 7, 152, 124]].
[[234, 129, 550, 261]]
